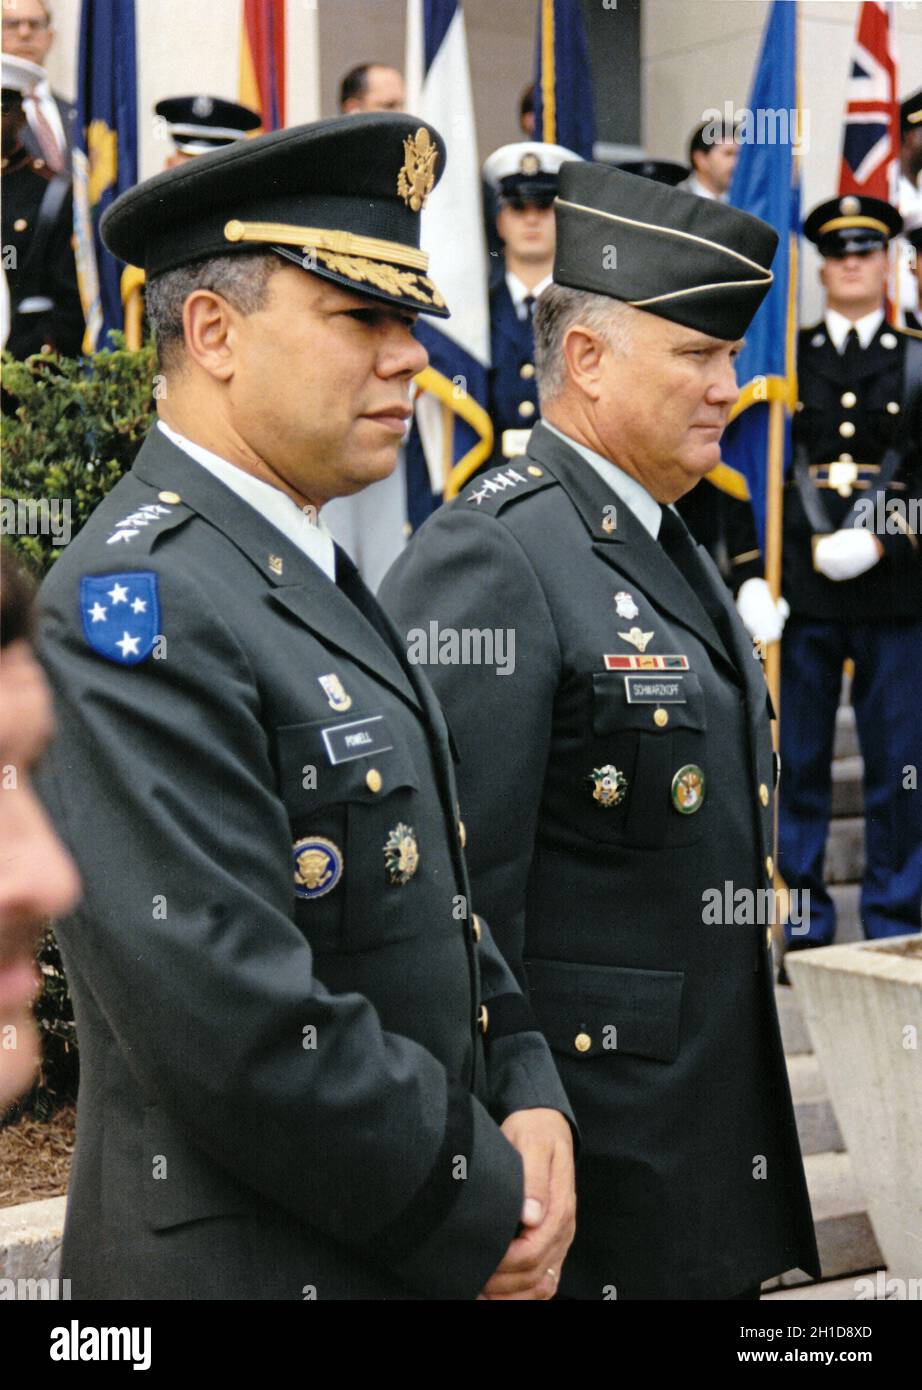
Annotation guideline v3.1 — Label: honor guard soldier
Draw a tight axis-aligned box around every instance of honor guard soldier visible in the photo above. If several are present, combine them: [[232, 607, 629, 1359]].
[[480, 141, 581, 468], [898, 89, 922, 327], [904, 218, 922, 332], [34, 114, 576, 1301], [779, 196, 922, 959], [381, 163, 820, 1299], [121, 96, 262, 348], [1, 55, 83, 358]]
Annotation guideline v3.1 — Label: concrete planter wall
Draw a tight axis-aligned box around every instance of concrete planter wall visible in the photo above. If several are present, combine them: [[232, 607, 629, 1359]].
[[787, 937, 922, 1292], [0, 1196, 65, 1288]]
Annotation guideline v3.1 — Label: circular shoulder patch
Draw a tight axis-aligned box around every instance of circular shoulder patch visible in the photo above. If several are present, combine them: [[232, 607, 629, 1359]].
[[292, 836, 343, 899]]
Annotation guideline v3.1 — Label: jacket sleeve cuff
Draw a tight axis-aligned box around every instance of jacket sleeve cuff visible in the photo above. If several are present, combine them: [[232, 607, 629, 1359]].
[[485, 1031, 579, 1151], [375, 1087, 524, 1298]]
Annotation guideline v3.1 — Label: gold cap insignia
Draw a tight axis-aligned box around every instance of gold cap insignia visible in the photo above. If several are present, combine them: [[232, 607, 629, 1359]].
[[839, 195, 861, 217], [520, 152, 541, 175], [397, 127, 438, 212]]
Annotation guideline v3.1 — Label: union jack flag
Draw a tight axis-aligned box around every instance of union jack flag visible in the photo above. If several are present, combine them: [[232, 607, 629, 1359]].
[[838, 1, 899, 201]]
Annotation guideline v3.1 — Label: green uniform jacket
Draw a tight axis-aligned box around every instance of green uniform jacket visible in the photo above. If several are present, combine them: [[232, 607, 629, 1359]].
[[35, 422, 574, 1301], [380, 421, 821, 1299]]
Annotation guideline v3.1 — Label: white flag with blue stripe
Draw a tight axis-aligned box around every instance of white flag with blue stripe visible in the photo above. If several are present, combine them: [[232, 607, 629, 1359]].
[[405, 0, 493, 509]]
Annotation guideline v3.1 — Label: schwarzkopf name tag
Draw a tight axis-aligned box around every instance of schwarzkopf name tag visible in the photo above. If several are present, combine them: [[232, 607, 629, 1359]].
[[322, 715, 394, 764], [624, 676, 687, 704]]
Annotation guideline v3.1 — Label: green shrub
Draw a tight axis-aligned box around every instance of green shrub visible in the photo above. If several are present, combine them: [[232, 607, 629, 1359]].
[[1, 338, 157, 1123]]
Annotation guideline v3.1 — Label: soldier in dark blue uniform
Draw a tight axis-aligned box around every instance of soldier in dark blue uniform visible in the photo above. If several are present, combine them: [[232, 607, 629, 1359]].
[[480, 142, 581, 469], [779, 195, 922, 960]]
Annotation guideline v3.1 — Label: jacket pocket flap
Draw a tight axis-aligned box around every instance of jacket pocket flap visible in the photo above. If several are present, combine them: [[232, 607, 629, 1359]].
[[142, 1105, 254, 1231], [525, 958, 685, 1063], [592, 671, 705, 735], [275, 715, 420, 808]]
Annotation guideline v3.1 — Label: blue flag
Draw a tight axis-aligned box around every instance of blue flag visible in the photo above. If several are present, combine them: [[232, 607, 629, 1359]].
[[74, 0, 138, 351], [720, 0, 800, 547], [533, 0, 595, 160]]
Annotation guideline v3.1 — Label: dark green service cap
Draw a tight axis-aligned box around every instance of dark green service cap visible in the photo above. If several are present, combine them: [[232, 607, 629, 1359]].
[[101, 113, 449, 317], [553, 161, 778, 341]]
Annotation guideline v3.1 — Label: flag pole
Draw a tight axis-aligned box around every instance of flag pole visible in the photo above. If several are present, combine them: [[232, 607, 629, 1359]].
[[763, 395, 785, 713]]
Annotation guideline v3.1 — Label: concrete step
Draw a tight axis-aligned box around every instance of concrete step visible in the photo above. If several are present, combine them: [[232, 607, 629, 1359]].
[[776, 981, 812, 1055], [824, 817, 865, 884], [793, 1151, 883, 1285], [787, 1053, 844, 1155], [831, 756, 864, 818], [833, 703, 859, 761]]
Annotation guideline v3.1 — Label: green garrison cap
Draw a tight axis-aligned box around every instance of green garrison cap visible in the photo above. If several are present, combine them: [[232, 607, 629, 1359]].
[[101, 113, 450, 317], [553, 161, 778, 341]]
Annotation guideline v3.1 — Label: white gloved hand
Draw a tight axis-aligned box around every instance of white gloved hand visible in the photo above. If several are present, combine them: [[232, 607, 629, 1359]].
[[813, 529, 881, 582], [736, 578, 790, 643]]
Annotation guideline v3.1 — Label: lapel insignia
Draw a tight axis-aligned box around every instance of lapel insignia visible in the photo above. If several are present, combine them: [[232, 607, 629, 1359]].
[[268, 554, 284, 575], [604, 654, 689, 670], [384, 823, 419, 885], [811, 332, 825, 348], [292, 836, 343, 899], [397, 127, 438, 211], [881, 332, 897, 349], [614, 591, 639, 620], [618, 626, 654, 653], [589, 765, 628, 808], [318, 673, 353, 712]]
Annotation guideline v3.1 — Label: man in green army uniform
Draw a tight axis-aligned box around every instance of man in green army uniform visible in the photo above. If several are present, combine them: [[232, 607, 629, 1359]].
[[381, 163, 821, 1300], [34, 114, 575, 1301]]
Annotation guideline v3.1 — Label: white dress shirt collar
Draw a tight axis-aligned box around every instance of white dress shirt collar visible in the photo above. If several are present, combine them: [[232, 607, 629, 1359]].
[[825, 306, 885, 353], [506, 271, 553, 321], [157, 420, 337, 581], [542, 420, 662, 539]]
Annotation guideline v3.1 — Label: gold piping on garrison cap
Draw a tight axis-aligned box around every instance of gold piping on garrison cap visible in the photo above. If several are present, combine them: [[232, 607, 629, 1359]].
[[397, 127, 438, 212], [223, 220, 429, 271], [817, 215, 890, 236]]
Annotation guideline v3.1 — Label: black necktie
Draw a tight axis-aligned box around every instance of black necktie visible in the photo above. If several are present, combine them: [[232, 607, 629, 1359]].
[[842, 326, 860, 362], [333, 542, 402, 653], [523, 294, 536, 322], [658, 505, 739, 665]]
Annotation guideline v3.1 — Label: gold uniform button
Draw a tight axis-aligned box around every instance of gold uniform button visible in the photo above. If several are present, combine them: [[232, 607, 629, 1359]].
[[653, 707, 669, 728], [365, 768, 382, 793], [478, 1004, 489, 1034], [574, 1032, 592, 1053], [527, 465, 544, 477], [840, 391, 857, 408], [472, 913, 482, 942], [839, 421, 856, 439], [765, 855, 774, 878], [458, 818, 466, 848], [518, 400, 536, 419], [13, 217, 27, 232], [520, 362, 535, 379], [886, 401, 900, 415], [759, 783, 770, 807], [838, 452, 853, 464], [158, 490, 182, 504]]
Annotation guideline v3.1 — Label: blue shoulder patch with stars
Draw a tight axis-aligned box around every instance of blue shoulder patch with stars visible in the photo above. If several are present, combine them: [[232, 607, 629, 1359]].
[[80, 572, 160, 666]]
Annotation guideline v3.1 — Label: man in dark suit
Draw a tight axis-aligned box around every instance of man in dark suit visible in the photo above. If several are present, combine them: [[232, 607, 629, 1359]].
[[34, 114, 576, 1301], [381, 163, 820, 1300], [779, 195, 922, 959], [1, 54, 84, 357], [0, 0, 75, 172], [479, 141, 580, 471]]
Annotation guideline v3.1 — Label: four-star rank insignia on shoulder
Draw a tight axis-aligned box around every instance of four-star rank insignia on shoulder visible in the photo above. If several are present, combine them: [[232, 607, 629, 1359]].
[[80, 572, 160, 666]]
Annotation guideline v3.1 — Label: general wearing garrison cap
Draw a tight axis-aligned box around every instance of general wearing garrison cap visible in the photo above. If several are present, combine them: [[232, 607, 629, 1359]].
[[553, 161, 777, 341], [901, 88, 922, 135], [482, 141, 581, 208], [803, 194, 902, 257], [101, 113, 449, 317], [154, 95, 261, 156], [615, 158, 689, 187]]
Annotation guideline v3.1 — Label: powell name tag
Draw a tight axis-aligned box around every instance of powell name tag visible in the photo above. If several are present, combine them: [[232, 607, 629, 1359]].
[[624, 676, 687, 704], [322, 715, 394, 765]]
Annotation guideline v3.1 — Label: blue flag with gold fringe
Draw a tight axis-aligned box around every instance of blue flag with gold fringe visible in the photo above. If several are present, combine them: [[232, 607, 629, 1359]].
[[720, 0, 800, 547], [532, 0, 595, 160], [74, 0, 138, 351]]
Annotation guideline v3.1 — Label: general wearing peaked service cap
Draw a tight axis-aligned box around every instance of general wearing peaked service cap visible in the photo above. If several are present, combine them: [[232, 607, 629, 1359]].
[[552, 160, 778, 341], [101, 113, 450, 318]]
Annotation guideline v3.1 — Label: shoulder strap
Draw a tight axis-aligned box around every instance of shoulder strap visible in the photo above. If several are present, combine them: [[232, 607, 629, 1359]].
[[23, 173, 71, 279]]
